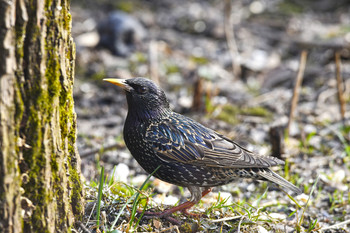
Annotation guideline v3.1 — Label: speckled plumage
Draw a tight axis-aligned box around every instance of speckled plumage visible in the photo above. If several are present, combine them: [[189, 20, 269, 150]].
[[105, 77, 301, 219]]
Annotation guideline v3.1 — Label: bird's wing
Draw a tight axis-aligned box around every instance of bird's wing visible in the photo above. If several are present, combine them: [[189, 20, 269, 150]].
[[145, 113, 283, 168]]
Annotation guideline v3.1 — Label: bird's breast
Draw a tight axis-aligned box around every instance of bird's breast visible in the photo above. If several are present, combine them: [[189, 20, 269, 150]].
[[124, 119, 158, 169]]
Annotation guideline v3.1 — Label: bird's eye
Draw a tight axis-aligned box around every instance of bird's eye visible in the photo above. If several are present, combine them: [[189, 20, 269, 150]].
[[137, 86, 148, 94]]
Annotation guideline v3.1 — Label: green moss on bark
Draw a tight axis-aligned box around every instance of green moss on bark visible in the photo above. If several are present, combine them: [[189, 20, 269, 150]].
[[2, 0, 82, 232], [16, 0, 82, 231]]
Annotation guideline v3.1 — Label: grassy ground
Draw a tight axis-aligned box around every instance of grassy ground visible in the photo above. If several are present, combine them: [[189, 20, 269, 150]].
[[79, 123, 350, 232]]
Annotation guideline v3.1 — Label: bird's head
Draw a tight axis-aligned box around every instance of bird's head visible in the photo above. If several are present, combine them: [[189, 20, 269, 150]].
[[104, 77, 170, 120]]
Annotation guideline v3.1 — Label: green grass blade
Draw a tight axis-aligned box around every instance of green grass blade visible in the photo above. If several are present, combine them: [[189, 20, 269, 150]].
[[129, 165, 161, 228], [96, 166, 105, 228], [109, 165, 117, 186], [109, 165, 162, 231], [109, 192, 138, 231], [254, 187, 268, 208], [308, 218, 318, 232], [285, 192, 302, 209], [299, 175, 319, 226]]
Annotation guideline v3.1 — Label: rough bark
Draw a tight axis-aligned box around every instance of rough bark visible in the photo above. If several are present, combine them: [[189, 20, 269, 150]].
[[0, 0, 83, 232]]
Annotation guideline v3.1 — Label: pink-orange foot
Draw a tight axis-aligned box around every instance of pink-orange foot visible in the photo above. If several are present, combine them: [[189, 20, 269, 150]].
[[138, 188, 212, 225]]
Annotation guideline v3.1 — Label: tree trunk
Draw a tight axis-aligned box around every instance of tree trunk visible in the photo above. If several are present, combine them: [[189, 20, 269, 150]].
[[0, 0, 83, 232]]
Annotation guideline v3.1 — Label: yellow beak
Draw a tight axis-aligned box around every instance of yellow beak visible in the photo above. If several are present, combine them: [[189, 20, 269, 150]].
[[103, 78, 132, 91]]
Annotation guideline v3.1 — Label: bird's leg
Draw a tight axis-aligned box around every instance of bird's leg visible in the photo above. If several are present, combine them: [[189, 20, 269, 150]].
[[140, 187, 212, 221], [180, 187, 212, 217]]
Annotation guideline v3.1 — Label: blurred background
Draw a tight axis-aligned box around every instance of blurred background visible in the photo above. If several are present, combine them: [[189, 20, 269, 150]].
[[71, 0, 350, 231]]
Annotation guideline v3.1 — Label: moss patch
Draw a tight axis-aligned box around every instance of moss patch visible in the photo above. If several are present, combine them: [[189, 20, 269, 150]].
[[216, 104, 273, 125]]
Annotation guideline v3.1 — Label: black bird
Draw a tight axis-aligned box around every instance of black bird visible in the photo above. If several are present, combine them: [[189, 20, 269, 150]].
[[104, 77, 301, 221]]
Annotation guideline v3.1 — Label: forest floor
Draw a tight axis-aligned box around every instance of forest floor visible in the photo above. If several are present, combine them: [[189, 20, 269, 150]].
[[71, 0, 350, 232]]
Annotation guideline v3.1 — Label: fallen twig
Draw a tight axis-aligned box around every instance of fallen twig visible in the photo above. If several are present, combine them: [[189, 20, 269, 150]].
[[286, 50, 308, 136], [159, 225, 180, 233], [247, 22, 350, 50], [224, 0, 241, 79], [211, 215, 242, 223], [149, 40, 159, 85], [335, 51, 346, 123], [237, 215, 246, 233], [80, 142, 125, 158], [320, 218, 350, 231], [192, 77, 204, 112], [75, 221, 92, 233]]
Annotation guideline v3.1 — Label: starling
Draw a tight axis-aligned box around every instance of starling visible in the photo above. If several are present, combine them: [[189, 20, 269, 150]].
[[104, 77, 301, 221]]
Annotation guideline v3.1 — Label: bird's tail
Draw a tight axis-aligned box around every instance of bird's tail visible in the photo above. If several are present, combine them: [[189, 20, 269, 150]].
[[258, 168, 302, 195]]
